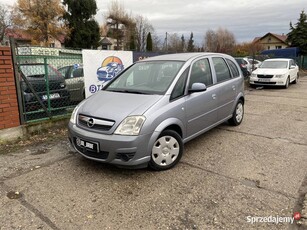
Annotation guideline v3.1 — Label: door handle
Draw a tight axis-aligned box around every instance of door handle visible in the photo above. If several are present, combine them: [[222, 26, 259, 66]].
[[212, 94, 216, 100]]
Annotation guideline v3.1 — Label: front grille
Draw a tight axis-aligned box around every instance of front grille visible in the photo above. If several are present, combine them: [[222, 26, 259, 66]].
[[73, 138, 109, 159], [254, 81, 276, 85], [257, 74, 273, 78], [78, 114, 115, 131]]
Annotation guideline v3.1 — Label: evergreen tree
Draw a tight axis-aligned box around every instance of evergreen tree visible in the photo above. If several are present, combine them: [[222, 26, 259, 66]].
[[146, 32, 153, 51], [187, 32, 194, 52], [63, 0, 100, 49], [287, 10, 307, 54], [181, 34, 185, 52]]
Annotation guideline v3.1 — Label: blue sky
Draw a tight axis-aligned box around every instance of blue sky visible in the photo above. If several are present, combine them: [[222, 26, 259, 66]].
[[1, 0, 306, 45]]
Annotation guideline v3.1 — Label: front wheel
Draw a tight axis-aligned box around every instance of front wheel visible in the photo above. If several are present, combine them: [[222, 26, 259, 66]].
[[228, 100, 244, 126], [284, 77, 290, 88], [149, 130, 183, 171]]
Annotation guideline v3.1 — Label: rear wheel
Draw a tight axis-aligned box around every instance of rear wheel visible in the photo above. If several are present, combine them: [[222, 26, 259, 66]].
[[229, 100, 244, 126], [149, 130, 183, 171], [293, 74, 299, 84]]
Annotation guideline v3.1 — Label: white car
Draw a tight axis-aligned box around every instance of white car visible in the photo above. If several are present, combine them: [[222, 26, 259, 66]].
[[249, 58, 299, 88]]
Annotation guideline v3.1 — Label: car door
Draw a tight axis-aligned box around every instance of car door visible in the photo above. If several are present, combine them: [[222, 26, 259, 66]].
[[185, 58, 219, 138], [66, 66, 84, 102], [211, 57, 237, 121], [289, 59, 298, 81]]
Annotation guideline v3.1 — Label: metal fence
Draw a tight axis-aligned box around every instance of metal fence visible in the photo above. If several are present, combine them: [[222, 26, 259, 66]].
[[15, 54, 84, 123]]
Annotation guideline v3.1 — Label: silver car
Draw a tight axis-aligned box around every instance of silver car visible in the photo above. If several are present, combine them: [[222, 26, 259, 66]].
[[68, 53, 245, 170]]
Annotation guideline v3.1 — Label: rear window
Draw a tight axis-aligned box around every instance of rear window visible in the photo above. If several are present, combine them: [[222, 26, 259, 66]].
[[20, 65, 61, 77]]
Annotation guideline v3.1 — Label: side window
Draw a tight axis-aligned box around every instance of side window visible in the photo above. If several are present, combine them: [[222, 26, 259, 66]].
[[170, 67, 189, 101], [212, 57, 231, 83], [189, 58, 213, 88], [226, 59, 240, 78], [72, 68, 84, 78]]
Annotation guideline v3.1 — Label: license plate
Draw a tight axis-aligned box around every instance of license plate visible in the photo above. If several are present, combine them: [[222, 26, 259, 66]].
[[42, 93, 60, 100], [75, 137, 99, 152], [258, 78, 271, 82]]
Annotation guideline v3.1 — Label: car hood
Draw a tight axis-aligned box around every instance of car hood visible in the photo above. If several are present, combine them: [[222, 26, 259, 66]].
[[78, 91, 163, 122], [253, 68, 288, 75]]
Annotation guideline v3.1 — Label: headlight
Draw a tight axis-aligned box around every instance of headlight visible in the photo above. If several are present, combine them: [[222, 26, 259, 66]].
[[70, 101, 85, 124], [114, 116, 146, 136], [275, 74, 285, 78], [250, 73, 257, 78]]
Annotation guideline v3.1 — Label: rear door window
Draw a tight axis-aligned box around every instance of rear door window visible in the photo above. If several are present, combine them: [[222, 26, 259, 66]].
[[226, 59, 240, 78], [212, 57, 232, 83]]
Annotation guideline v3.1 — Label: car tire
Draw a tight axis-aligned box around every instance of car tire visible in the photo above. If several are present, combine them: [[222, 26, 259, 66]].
[[149, 130, 183, 171], [293, 74, 299, 84], [284, 77, 290, 88], [229, 100, 244, 126]]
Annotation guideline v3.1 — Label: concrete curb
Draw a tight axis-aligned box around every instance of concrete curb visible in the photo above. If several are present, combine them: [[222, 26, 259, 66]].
[[0, 117, 69, 144]]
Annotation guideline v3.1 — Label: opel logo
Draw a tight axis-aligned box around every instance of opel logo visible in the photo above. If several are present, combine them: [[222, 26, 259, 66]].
[[87, 118, 95, 128]]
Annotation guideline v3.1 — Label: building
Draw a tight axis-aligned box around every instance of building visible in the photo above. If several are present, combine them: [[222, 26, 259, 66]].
[[2, 28, 65, 48], [253, 33, 289, 50]]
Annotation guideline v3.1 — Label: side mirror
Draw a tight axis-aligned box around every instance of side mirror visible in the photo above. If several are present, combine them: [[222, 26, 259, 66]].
[[290, 65, 296, 69], [189, 83, 207, 93]]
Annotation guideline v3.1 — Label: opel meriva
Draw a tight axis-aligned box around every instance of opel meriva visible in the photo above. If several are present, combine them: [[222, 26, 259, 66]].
[[68, 53, 245, 170]]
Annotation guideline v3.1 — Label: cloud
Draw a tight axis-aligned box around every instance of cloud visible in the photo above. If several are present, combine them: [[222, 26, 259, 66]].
[[3, 0, 306, 44]]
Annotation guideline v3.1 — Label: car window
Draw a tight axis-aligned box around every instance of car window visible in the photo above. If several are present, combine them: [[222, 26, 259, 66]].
[[72, 68, 84, 78], [212, 57, 232, 83], [226, 59, 240, 78], [58, 66, 70, 78], [170, 67, 189, 101], [20, 65, 61, 77], [261, 61, 288, 69], [105, 61, 184, 94], [189, 58, 213, 88]]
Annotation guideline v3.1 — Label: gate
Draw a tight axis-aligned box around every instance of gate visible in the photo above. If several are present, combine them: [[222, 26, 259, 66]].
[[11, 40, 84, 123]]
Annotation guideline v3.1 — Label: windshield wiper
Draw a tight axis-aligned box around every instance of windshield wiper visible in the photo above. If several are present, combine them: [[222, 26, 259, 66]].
[[107, 89, 149, 94]]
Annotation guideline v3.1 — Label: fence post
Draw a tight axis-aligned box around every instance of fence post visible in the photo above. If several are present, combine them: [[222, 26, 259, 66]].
[[43, 57, 51, 113], [9, 37, 25, 125]]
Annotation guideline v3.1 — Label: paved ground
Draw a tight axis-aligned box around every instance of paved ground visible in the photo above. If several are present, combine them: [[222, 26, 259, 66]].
[[0, 76, 307, 230]]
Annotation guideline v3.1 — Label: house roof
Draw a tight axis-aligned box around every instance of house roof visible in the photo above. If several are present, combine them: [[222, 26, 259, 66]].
[[5, 28, 32, 41], [100, 37, 112, 45], [253, 32, 288, 44]]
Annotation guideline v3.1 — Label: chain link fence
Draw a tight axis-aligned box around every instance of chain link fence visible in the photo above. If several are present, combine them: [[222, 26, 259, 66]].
[[15, 53, 84, 123]]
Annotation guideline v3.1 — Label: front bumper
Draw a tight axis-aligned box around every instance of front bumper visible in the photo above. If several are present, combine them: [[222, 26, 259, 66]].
[[249, 77, 286, 86], [68, 122, 153, 168]]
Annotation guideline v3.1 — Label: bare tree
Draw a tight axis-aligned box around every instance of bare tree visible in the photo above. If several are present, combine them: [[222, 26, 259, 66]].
[[166, 33, 182, 52], [105, 0, 134, 50], [0, 3, 12, 45], [203, 27, 236, 54], [134, 14, 153, 52]]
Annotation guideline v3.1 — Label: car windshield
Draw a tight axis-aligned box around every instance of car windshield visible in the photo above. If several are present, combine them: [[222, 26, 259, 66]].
[[260, 61, 288, 69], [20, 65, 62, 77], [105, 61, 184, 95]]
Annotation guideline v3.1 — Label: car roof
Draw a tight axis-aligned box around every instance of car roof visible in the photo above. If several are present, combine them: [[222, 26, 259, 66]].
[[138, 52, 231, 62], [264, 58, 291, 62]]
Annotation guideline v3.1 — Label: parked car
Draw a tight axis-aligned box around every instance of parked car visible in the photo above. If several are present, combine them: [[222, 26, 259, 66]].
[[249, 58, 299, 88], [235, 58, 250, 78], [248, 59, 262, 70], [68, 53, 245, 170], [19, 63, 70, 112], [58, 64, 85, 103]]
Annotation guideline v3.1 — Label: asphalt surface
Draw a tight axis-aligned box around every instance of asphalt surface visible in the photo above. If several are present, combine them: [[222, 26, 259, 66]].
[[0, 76, 307, 230]]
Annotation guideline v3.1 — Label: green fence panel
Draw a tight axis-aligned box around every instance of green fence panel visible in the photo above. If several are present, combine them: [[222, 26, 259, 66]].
[[16, 54, 84, 122]]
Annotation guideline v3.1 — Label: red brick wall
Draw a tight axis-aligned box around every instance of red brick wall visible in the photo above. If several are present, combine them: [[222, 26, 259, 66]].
[[0, 47, 20, 129]]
